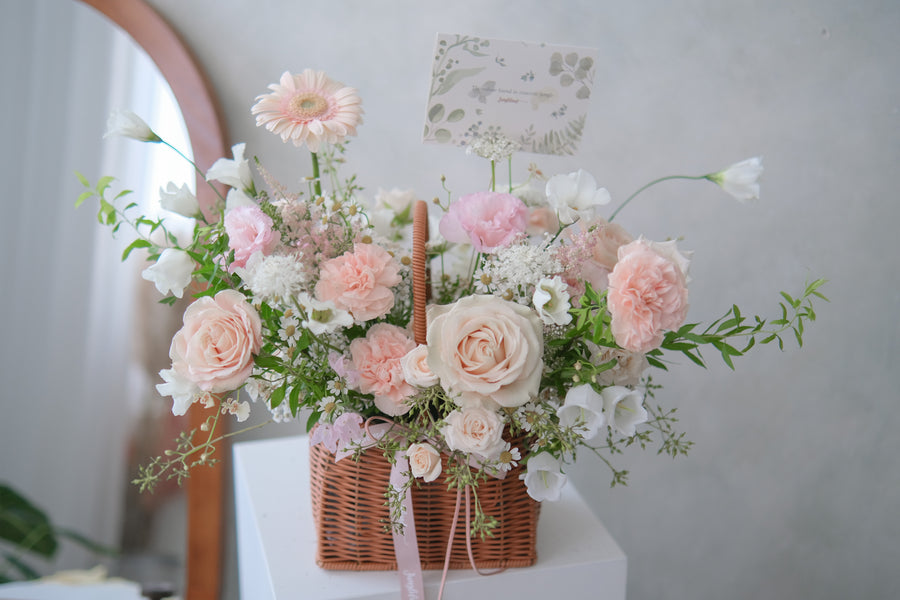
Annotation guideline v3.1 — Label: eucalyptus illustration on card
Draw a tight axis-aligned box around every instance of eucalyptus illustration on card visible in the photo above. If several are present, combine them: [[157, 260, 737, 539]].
[[423, 34, 599, 156]]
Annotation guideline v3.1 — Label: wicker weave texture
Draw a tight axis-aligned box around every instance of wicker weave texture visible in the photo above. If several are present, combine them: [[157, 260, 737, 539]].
[[310, 442, 540, 571]]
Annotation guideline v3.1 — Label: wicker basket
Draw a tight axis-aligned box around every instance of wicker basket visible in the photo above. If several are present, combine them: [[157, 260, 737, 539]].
[[309, 440, 540, 570], [309, 200, 540, 571]]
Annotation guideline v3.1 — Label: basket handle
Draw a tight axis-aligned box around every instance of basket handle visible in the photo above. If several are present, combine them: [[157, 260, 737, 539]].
[[412, 200, 430, 345]]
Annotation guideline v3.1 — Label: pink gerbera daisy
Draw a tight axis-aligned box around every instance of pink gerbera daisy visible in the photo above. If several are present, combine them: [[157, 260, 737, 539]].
[[251, 70, 363, 152]]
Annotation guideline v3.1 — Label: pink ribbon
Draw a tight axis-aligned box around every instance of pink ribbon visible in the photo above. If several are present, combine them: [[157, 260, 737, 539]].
[[390, 453, 426, 600]]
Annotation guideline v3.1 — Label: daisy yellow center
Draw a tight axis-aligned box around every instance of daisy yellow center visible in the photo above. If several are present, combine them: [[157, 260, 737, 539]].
[[499, 450, 513, 464], [288, 92, 329, 121]]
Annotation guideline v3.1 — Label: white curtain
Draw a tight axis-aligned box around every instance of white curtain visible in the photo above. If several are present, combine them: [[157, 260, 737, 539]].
[[0, 0, 189, 575]]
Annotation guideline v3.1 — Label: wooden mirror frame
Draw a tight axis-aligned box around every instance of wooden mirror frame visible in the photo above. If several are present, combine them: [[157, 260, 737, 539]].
[[76, 1, 228, 599]]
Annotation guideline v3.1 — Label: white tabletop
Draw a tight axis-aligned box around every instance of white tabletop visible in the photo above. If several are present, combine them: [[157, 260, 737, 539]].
[[234, 435, 627, 600]]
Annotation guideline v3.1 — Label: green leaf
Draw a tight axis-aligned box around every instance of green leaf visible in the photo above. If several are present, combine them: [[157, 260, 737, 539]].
[[306, 410, 321, 433], [96, 175, 115, 196], [289, 385, 302, 416], [75, 190, 93, 208], [427, 103, 445, 123], [0, 484, 58, 558], [75, 170, 90, 188], [3, 552, 41, 580], [254, 356, 283, 370], [121, 238, 152, 261], [269, 385, 286, 409], [55, 527, 117, 557]]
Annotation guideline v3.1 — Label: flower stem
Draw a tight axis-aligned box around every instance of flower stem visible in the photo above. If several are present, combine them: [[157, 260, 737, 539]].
[[608, 174, 707, 222], [161, 140, 225, 217], [311, 152, 322, 198], [490, 160, 496, 192]]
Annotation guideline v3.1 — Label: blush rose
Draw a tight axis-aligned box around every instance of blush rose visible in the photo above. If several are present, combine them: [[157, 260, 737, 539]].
[[315, 243, 402, 322], [169, 289, 262, 393], [441, 406, 506, 461], [350, 323, 417, 416], [427, 295, 543, 408], [406, 442, 442, 482], [607, 239, 690, 353], [438, 191, 528, 252]]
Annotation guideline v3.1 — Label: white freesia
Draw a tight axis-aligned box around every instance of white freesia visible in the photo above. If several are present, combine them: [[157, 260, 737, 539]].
[[159, 182, 200, 217], [206, 143, 254, 193], [601, 386, 648, 437], [533, 276, 573, 326], [520, 452, 567, 502], [141, 248, 194, 298], [545, 169, 611, 224], [103, 109, 159, 142], [557, 384, 606, 440], [297, 293, 353, 335], [707, 156, 763, 202], [156, 368, 200, 416]]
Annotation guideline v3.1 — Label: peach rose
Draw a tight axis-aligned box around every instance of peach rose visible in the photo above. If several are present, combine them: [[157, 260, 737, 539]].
[[315, 243, 402, 322], [169, 289, 261, 393], [406, 442, 442, 482], [441, 407, 506, 460], [401, 344, 438, 388], [350, 323, 417, 416], [607, 239, 689, 353], [427, 295, 543, 408]]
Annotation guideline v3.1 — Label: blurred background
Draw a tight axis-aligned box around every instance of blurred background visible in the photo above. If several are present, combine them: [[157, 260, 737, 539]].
[[1, 0, 897, 598]]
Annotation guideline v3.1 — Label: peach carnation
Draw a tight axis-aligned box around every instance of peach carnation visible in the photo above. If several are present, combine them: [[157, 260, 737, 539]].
[[314, 243, 402, 322], [350, 323, 417, 416], [251, 69, 363, 152], [607, 239, 689, 353]]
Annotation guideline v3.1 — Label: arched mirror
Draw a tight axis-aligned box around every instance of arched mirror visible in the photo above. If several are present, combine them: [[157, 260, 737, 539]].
[[0, 1, 227, 599]]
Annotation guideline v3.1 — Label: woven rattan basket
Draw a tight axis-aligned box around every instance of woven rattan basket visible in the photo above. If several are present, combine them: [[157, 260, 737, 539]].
[[309, 200, 540, 571]]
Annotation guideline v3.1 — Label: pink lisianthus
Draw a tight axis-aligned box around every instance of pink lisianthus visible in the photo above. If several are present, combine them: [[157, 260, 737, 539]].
[[168, 289, 262, 393], [224, 205, 278, 269], [607, 239, 690, 353], [439, 191, 528, 252], [315, 243, 402, 321], [350, 323, 417, 416]]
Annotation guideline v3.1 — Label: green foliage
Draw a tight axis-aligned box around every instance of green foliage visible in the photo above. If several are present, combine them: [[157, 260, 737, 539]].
[[0, 484, 115, 583]]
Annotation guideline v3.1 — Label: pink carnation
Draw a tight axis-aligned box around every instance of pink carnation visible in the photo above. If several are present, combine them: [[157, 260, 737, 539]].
[[224, 205, 278, 268], [315, 243, 402, 321], [439, 191, 528, 252], [607, 240, 689, 353], [350, 323, 417, 416]]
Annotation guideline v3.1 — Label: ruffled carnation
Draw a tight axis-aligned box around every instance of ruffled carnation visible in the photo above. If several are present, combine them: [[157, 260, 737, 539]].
[[349, 323, 417, 416], [607, 239, 690, 353], [314, 243, 402, 322], [224, 205, 278, 269]]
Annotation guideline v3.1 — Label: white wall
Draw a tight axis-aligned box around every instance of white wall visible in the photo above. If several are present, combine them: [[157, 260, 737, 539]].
[[7, 0, 896, 598]]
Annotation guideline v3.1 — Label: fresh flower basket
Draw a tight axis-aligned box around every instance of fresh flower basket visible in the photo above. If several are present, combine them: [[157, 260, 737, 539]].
[[80, 68, 825, 590]]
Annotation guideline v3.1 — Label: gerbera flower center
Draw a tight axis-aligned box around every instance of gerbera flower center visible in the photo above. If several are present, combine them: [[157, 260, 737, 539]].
[[288, 93, 330, 121]]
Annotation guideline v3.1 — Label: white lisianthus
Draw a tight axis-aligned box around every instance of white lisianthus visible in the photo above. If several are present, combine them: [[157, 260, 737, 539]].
[[545, 169, 611, 224], [141, 248, 194, 298], [374, 187, 417, 215], [557, 384, 606, 440], [103, 109, 160, 142], [156, 367, 200, 416], [297, 293, 353, 335], [533, 276, 573, 326], [520, 452, 567, 502], [225, 188, 257, 213], [159, 182, 200, 217], [707, 156, 763, 202], [601, 386, 648, 437], [207, 143, 254, 193]]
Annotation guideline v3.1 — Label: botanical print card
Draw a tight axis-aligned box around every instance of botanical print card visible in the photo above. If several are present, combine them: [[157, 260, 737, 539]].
[[423, 34, 599, 156]]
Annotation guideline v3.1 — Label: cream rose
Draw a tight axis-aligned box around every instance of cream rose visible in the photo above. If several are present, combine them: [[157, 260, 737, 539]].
[[440, 407, 506, 461], [426, 295, 543, 408], [406, 442, 442, 482], [401, 344, 439, 388], [169, 289, 262, 393]]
